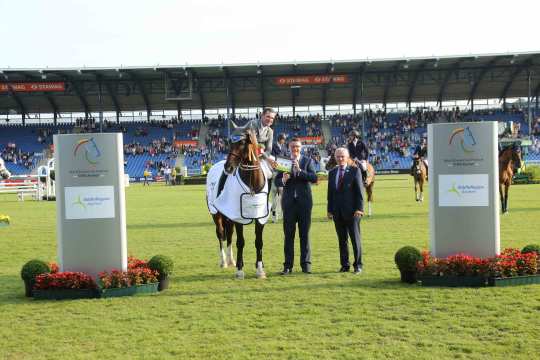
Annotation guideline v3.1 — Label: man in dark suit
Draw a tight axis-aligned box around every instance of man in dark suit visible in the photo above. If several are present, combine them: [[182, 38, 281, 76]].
[[347, 130, 369, 185], [272, 133, 289, 158], [327, 147, 365, 274], [275, 138, 318, 274]]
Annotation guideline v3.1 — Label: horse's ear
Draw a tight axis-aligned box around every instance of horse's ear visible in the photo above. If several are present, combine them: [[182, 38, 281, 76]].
[[248, 130, 257, 145]]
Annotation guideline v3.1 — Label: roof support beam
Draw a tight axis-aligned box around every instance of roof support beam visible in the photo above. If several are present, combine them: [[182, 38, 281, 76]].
[[468, 58, 500, 105], [291, 64, 298, 117], [104, 81, 122, 120], [406, 60, 431, 109], [223, 68, 235, 116], [45, 94, 59, 124], [9, 71, 60, 118], [125, 71, 151, 121], [383, 61, 404, 111], [321, 63, 333, 119], [499, 58, 533, 102], [53, 72, 90, 117], [258, 66, 266, 109], [192, 70, 206, 118], [352, 64, 367, 116], [437, 60, 463, 107], [3, 83, 28, 125]]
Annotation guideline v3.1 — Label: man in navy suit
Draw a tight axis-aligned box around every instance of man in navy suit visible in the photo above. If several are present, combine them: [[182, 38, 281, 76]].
[[327, 147, 365, 274], [275, 138, 318, 275]]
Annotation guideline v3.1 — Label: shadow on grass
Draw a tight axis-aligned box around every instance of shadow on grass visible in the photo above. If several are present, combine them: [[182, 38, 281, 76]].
[[167, 274, 430, 297], [501, 207, 540, 213], [0, 275, 30, 305], [128, 221, 212, 230]]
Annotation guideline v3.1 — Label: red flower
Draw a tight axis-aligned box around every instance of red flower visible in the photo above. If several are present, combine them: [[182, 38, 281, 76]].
[[416, 248, 537, 278], [34, 272, 96, 290]]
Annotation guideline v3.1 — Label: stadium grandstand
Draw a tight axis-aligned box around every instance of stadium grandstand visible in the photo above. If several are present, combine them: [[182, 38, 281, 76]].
[[1, 52, 540, 179]]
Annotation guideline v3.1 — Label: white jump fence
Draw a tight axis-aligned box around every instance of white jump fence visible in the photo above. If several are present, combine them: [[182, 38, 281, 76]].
[[0, 175, 41, 201]]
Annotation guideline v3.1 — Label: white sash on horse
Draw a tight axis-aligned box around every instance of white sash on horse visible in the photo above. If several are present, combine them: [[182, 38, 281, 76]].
[[206, 160, 271, 225]]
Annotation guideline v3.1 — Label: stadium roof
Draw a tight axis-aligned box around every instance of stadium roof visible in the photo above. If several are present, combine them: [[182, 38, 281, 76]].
[[1, 51, 540, 119]]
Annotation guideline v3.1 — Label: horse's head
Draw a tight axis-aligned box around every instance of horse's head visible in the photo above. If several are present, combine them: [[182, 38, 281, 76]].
[[512, 146, 523, 170], [225, 129, 259, 174], [412, 155, 421, 167], [500, 145, 523, 171]]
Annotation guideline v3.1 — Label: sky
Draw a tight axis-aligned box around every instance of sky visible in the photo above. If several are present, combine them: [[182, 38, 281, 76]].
[[0, 0, 538, 69]]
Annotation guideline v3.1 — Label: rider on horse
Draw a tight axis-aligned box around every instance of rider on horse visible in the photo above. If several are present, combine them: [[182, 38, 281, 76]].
[[411, 138, 428, 180], [218, 108, 277, 194], [347, 130, 369, 185]]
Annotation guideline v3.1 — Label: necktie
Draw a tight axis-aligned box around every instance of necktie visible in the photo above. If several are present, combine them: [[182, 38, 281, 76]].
[[338, 167, 344, 189]]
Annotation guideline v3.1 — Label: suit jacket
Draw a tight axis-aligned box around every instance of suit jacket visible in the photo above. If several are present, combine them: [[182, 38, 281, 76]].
[[327, 165, 364, 220], [348, 141, 369, 161], [275, 156, 317, 208], [272, 142, 289, 158]]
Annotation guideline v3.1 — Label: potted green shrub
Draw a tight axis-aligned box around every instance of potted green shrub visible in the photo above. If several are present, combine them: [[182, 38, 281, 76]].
[[521, 244, 540, 255], [148, 255, 174, 291], [20, 260, 50, 297], [394, 246, 422, 284]]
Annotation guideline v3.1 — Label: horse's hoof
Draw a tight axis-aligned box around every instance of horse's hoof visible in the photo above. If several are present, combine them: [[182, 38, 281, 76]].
[[227, 259, 236, 267], [256, 271, 267, 279], [235, 270, 245, 280], [220, 261, 228, 269]]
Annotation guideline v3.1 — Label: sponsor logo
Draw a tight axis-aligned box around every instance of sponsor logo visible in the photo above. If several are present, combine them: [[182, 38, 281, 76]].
[[73, 137, 101, 165], [449, 126, 477, 154], [72, 195, 87, 210], [448, 183, 460, 196]]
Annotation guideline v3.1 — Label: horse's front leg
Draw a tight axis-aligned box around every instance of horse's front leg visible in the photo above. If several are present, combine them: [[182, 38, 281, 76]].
[[504, 184, 510, 214], [419, 180, 424, 202], [213, 215, 227, 268], [366, 185, 373, 216], [225, 220, 236, 267], [235, 223, 245, 279], [254, 221, 266, 279], [414, 179, 419, 201], [499, 184, 504, 213]]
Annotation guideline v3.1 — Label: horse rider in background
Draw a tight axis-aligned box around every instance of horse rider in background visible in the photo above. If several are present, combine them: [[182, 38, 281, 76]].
[[347, 130, 369, 185], [411, 138, 428, 180]]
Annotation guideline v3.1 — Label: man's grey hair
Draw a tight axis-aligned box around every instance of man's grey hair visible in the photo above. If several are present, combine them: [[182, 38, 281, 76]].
[[335, 147, 350, 157], [262, 107, 277, 115]]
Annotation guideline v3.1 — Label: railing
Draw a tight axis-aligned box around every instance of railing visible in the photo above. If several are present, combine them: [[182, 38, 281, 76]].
[[0, 175, 40, 201]]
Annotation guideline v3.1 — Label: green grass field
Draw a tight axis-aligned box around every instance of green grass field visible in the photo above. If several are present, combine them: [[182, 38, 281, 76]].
[[1, 175, 539, 359]]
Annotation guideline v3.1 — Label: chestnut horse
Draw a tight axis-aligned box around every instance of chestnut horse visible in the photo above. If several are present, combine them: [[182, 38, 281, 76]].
[[207, 130, 268, 279], [326, 153, 375, 216], [411, 155, 427, 202], [499, 146, 522, 214]]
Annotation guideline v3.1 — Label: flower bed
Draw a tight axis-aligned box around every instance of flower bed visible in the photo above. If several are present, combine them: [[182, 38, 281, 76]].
[[33, 272, 99, 300], [26, 256, 166, 300], [417, 249, 539, 287], [97, 257, 159, 298]]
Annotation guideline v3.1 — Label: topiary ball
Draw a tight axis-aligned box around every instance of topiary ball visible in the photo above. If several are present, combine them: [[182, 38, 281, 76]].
[[394, 246, 422, 272], [20, 259, 51, 282], [522, 244, 540, 255], [148, 255, 174, 278]]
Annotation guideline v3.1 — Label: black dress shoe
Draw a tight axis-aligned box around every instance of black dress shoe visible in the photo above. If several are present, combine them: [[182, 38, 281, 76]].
[[353, 267, 363, 275], [280, 268, 292, 275], [339, 267, 350, 273]]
